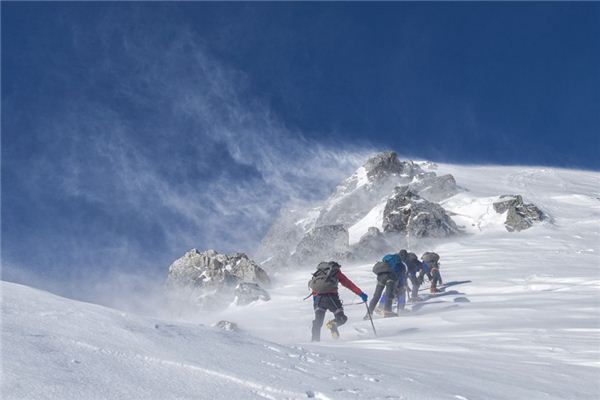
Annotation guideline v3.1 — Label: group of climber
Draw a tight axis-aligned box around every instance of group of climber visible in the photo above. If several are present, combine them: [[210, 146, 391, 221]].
[[308, 249, 443, 342]]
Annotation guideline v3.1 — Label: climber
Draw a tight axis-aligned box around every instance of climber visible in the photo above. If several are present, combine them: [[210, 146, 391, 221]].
[[421, 252, 443, 293], [308, 261, 368, 341], [366, 251, 406, 318], [404, 252, 424, 301]]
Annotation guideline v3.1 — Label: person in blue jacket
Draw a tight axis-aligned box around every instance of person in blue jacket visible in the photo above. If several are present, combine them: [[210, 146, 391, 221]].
[[365, 251, 407, 318]]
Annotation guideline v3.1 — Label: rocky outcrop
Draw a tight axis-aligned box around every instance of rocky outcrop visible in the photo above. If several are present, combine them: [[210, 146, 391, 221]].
[[383, 186, 461, 238], [493, 195, 546, 232], [166, 249, 270, 310], [291, 224, 351, 267], [233, 282, 271, 306], [364, 151, 422, 181], [410, 173, 459, 202], [255, 151, 462, 268], [315, 152, 426, 228], [350, 227, 393, 258], [213, 320, 240, 332]]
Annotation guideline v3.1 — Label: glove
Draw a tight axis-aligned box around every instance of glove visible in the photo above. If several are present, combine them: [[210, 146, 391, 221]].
[[359, 292, 368, 302]]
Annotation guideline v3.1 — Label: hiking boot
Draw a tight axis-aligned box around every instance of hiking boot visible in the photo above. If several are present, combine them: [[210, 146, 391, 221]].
[[383, 310, 398, 318], [325, 320, 340, 339]]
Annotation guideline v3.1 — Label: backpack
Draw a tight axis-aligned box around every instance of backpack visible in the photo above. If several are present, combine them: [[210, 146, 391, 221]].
[[372, 261, 392, 275], [421, 252, 440, 267], [308, 261, 340, 294], [406, 252, 422, 273]]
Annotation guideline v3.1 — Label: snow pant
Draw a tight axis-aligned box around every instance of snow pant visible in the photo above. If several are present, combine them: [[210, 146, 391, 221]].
[[368, 273, 398, 314], [418, 269, 431, 284], [407, 272, 420, 299], [395, 274, 407, 311], [430, 267, 443, 292], [312, 293, 347, 342]]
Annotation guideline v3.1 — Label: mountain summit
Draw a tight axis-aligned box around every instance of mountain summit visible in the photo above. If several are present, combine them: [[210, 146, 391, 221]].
[[256, 152, 464, 268]]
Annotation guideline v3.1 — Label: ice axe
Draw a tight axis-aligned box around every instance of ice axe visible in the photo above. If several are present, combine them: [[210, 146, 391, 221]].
[[363, 302, 377, 337]]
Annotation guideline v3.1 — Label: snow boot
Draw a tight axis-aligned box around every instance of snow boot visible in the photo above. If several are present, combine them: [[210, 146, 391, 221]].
[[383, 310, 398, 318], [408, 296, 422, 303], [325, 320, 340, 339]]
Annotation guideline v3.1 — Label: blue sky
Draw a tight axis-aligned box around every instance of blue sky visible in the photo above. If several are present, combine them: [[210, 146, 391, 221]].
[[2, 3, 599, 300]]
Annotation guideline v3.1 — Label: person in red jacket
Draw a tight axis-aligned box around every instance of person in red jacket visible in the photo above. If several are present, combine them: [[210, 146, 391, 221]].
[[308, 261, 368, 341]]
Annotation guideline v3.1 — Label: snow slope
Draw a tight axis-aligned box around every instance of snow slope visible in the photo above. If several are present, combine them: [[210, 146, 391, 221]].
[[3, 164, 600, 399], [2, 281, 405, 400]]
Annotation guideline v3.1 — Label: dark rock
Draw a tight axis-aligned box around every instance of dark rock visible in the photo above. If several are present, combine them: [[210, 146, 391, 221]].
[[233, 282, 271, 305], [213, 320, 240, 332], [166, 249, 271, 311], [410, 174, 459, 202], [382, 186, 460, 238], [493, 195, 546, 232], [365, 151, 409, 181]]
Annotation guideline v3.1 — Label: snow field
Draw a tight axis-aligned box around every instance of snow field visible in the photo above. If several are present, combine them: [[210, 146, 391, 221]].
[[3, 164, 599, 399]]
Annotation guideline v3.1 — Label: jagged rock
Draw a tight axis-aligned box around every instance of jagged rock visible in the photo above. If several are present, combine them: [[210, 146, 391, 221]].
[[166, 249, 270, 311], [382, 186, 460, 238], [213, 321, 240, 332], [493, 195, 545, 232], [350, 227, 393, 258], [291, 224, 350, 266], [315, 152, 426, 228], [228, 254, 271, 287], [365, 151, 417, 180], [233, 282, 271, 306], [410, 174, 459, 202]]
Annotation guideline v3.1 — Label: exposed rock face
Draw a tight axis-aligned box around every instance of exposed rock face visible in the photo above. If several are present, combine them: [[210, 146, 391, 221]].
[[364, 151, 414, 181], [493, 195, 546, 232], [382, 186, 460, 238], [166, 249, 270, 310], [350, 227, 393, 258], [315, 152, 426, 228], [233, 282, 271, 306], [410, 174, 459, 202], [291, 224, 351, 267], [213, 320, 240, 332]]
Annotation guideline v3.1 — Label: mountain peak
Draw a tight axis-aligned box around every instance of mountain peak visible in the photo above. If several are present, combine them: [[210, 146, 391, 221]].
[[363, 151, 423, 181], [363, 151, 402, 179]]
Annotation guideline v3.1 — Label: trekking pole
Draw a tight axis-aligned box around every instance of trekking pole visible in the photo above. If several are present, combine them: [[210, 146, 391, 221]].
[[363, 302, 377, 337]]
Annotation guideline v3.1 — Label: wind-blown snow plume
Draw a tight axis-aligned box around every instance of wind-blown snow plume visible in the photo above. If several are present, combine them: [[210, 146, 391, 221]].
[[2, 14, 373, 308]]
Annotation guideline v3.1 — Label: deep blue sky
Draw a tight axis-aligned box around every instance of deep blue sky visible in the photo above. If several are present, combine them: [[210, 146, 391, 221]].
[[2, 3, 599, 298]]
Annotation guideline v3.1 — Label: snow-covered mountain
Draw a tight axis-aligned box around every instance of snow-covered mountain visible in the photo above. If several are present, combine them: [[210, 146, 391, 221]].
[[256, 152, 546, 269], [3, 160, 599, 399]]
